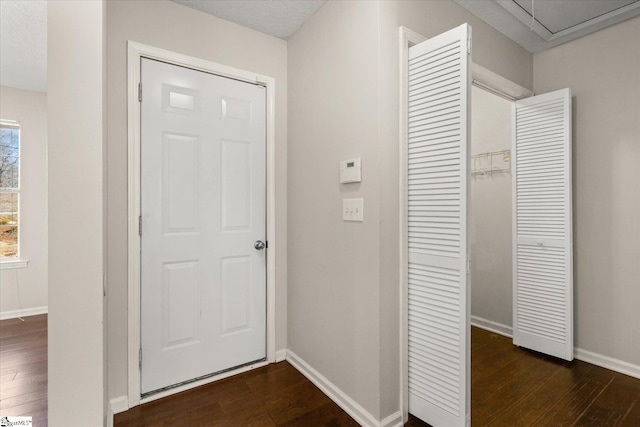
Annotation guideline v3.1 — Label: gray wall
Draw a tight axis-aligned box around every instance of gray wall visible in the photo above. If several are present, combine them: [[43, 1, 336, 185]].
[[0, 86, 48, 317], [470, 86, 513, 328], [106, 0, 288, 402], [288, 0, 533, 420], [288, 0, 383, 417], [534, 16, 640, 366], [48, 1, 105, 424]]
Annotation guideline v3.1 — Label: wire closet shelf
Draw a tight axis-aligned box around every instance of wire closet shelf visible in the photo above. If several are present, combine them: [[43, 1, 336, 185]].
[[471, 149, 511, 178]]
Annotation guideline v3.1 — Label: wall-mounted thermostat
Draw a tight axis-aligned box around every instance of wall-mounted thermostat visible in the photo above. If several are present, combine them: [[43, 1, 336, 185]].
[[339, 158, 362, 183]]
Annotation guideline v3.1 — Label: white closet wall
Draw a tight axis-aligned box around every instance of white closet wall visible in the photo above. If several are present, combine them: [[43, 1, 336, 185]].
[[470, 86, 513, 330]]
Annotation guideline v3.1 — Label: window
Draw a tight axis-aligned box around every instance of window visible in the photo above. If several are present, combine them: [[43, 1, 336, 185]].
[[0, 119, 20, 259]]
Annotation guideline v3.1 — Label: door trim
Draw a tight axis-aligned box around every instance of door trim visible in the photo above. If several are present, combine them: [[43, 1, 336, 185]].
[[126, 41, 277, 408], [398, 26, 533, 423]]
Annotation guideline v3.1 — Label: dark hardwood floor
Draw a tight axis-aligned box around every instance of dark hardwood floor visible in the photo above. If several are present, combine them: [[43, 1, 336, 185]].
[[0, 314, 47, 426], [406, 327, 640, 427], [1, 316, 638, 426], [115, 361, 359, 427], [117, 327, 640, 427], [470, 327, 640, 426]]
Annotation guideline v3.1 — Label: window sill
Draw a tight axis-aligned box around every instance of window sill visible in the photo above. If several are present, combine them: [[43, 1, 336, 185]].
[[0, 259, 30, 270]]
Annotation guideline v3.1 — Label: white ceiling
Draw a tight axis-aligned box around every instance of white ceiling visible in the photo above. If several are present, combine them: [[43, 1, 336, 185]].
[[172, 0, 326, 40], [454, 0, 640, 53], [0, 0, 47, 92]]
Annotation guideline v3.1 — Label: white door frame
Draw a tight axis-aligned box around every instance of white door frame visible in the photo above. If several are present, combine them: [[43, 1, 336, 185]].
[[398, 26, 533, 423], [127, 41, 278, 408]]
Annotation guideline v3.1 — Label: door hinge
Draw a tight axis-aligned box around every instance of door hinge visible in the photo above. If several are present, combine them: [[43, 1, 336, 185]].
[[139, 348, 142, 370], [467, 257, 471, 274], [138, 215, 142, 237], [467, 33, 472, 55], [138, 82, 142, 102]]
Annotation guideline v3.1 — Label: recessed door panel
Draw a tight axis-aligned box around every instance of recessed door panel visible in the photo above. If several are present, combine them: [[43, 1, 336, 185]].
[[163, 133, 199, 233], [221, 256, 251, 335], [162, 261, 200, 349], [221, 96, 252, 123], [221, 139, 251, 231], [163, 84, 200, 114]]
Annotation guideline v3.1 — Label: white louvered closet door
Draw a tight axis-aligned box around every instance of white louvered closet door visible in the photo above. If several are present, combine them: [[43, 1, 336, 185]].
[[407, 24, 470, 427], [513, 88, 573, 361]]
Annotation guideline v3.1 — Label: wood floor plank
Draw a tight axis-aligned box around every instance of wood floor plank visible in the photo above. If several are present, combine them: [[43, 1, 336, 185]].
[[267, 381, 334, 425], [472, 356, 566, 425], [25, 408, 47, 424], [471, 326, 494, 354], [471, 326, 577, 426], [0, 371, 17, 382], [0, 315, 48, 422], [472, 346, 549, 403], [0, 397, 47, 418], [243, 361, 307, 395], [0, 320, 47, 339], [4, 360, 47, 380], [0, 346, 47, 362], [0, 330, 47, 350], [223, 382, 330, 425], [0, 348, 48, 368], [0, 386, 47, 410], [117, 397, 225, 427], [619, 400, 640, 426], [574, 373, 640, 426], [472, 333, 528, 383], [278, 401, 360, 426], [488, 361, 595, 426], [0, 374, 48, 397], [531, 362, 616, 427]]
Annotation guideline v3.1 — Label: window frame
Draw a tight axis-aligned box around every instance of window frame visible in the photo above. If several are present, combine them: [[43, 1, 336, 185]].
[[0, 119, 27, 268]]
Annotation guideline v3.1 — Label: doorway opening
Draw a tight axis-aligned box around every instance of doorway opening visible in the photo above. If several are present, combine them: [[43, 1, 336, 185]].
[[469, 85, 513, 337]]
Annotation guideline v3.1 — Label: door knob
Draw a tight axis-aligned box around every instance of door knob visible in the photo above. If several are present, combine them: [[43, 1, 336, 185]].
[[254, 240, 266, 250]]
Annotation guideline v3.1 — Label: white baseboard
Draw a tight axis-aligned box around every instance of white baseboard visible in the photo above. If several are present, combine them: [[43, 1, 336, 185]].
[[575, 347, 640, 380], [380, 411, 403, 427], [275, 348, 287, 362], [0, 306, 48, 321], [471, 318, 640, 380], [110, 395, 129, 415], [286, 349, 395, 427], [471, 315, 513, 338]]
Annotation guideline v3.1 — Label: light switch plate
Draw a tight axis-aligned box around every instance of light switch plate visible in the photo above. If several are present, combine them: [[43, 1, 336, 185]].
[[343, 198, 363, 222]]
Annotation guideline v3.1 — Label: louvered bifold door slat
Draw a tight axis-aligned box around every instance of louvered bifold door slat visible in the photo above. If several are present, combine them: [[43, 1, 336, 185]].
[[512, 88, 573, 361], [407, 24, 470, 427]]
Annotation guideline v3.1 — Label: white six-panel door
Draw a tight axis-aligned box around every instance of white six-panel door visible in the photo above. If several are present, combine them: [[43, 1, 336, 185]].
[[140, 58, 267, 394], [512, 88, 573, 361], [407, 24, 471, 427]]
